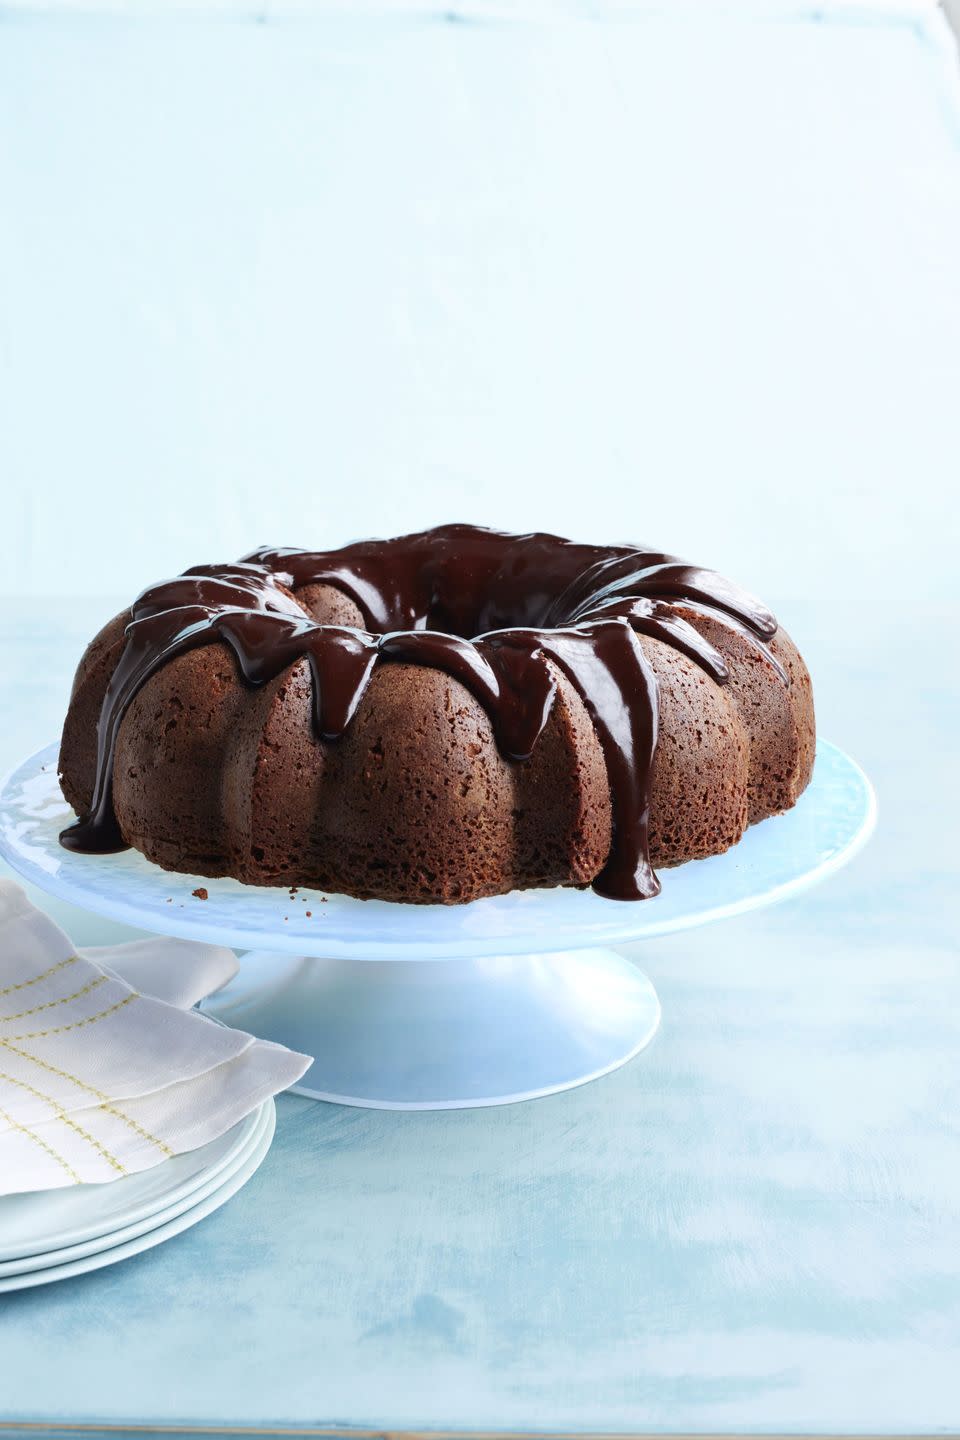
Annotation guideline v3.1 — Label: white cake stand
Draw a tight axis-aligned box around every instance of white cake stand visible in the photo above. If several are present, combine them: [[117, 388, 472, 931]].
[[0, 740, 875, 1110]]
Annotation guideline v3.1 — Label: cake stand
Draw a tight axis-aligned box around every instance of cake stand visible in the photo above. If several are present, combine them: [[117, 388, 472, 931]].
[[0, 740, 875, 1110]]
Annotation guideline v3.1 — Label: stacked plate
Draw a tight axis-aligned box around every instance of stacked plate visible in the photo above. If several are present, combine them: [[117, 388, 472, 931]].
[[0, 1099, 274, 1293]]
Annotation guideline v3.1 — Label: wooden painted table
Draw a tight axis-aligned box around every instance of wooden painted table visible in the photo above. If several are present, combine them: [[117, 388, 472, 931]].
[[0, 582, 957, 1435]]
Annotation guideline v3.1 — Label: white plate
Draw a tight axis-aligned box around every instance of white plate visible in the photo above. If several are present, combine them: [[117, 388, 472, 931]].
[[0, 1100, 273, 1277], [0, 1102, 266, 1262], [0, 1099, 275, 1293]]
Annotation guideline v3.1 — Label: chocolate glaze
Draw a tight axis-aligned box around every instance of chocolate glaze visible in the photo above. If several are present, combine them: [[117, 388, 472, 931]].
[[60, 525, 783, 902]]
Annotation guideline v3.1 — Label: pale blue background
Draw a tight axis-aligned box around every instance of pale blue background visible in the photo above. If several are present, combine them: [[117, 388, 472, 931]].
[[1, 1, 959, 622], [0, 3, 959, 1434]]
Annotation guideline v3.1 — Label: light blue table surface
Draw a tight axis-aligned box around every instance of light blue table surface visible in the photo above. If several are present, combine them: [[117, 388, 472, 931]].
[[1, 595, 958, 1436], [1, 4, 960, 1437]]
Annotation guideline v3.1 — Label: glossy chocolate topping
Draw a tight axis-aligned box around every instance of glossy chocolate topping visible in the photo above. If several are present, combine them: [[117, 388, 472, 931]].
[[60, 525, 782, 901]]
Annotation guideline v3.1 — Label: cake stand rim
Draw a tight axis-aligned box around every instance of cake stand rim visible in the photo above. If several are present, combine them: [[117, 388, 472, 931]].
[[0, 738, 876, 960]]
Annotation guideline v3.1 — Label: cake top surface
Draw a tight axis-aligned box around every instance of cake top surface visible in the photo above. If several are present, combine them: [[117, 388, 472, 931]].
[[244, 524, 776, 638]]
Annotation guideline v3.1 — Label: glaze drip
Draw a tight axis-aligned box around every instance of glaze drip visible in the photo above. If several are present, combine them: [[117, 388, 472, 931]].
[[60, 526, 782, 901]]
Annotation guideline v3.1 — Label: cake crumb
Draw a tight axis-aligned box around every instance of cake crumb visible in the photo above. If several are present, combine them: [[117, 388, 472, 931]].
[[305, 910, 312, 918], [192, 887, 208, 901]]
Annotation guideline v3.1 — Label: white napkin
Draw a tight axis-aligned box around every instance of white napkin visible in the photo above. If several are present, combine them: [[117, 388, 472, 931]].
[[0, 880, 311, 1195], [82, 937, 239, 1009]]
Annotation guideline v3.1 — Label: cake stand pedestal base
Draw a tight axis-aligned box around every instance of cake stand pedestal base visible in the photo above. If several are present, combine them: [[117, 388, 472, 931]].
[[202, 948, 661, 1109], [1, 740, 876, 1112]]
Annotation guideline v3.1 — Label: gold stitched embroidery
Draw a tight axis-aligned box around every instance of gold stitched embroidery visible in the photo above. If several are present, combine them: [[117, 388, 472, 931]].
[[0, 1038, 112, 1100], [0, 1039, 173, 1158], [0, 1069, 127, 1175], [0, 953, 77, 999], [0, 973, 107, 1024], [3, 992, 136, 1042], [98, 1102, 174, 1158], [0, 1103, 81, 1184]]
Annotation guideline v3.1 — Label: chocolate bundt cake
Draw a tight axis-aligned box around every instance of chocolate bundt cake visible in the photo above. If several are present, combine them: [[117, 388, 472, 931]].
[[58, 526, 815, 904]]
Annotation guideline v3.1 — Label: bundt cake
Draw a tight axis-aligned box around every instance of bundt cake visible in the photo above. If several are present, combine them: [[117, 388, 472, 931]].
[[58, 525, 815, 904]]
